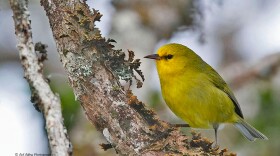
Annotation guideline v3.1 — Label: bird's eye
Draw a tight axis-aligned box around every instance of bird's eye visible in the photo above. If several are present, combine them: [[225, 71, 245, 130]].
[[166, 54, 173, 60]]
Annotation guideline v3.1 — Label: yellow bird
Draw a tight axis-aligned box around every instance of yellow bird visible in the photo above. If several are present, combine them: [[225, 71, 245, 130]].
[[144, 43, 268, 143]]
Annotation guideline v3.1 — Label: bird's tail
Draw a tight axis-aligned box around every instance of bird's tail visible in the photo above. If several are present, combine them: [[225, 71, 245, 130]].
[[234, 117, 268, 141]]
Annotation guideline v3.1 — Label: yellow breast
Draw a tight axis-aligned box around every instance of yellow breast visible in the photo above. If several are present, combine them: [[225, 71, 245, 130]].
[[160, 72, 237, 128]]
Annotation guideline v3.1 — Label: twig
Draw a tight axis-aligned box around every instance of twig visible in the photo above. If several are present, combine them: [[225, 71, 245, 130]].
[[10, 0, 72, 155]]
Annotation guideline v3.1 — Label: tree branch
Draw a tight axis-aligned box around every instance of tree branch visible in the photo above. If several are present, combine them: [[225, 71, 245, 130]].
[[228, 53, 280, 90], [40, 0, 233, 155], [10, 0, 72, 155]]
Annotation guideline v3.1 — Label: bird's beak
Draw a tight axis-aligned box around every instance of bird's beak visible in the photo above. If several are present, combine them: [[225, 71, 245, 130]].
[[144, 54, 160, 60]]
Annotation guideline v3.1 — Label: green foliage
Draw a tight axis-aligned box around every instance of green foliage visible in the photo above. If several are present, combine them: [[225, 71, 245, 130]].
[[50, 80, 80, 130], [254, 87, 280, 155], [257, 88, 280, 130], [147, 90, 164, 110]]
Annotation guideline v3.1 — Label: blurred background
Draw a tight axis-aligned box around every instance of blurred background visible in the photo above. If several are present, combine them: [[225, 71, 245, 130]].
[[1, 0, 280, 155]]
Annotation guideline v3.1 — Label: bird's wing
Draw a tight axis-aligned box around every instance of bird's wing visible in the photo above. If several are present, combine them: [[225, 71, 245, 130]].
[[207, 67, 244, 118]]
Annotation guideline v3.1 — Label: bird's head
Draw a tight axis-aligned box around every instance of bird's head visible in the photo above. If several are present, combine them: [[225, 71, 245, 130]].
[[144, 43, 201, 76]]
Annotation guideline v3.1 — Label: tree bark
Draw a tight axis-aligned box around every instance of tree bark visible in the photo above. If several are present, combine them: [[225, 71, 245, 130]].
[[10, 0, 72, 155], [40, 0, 233, 155]]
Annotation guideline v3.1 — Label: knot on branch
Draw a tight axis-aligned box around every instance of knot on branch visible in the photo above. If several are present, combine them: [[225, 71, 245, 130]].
[[35, 42, 48, 62]]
